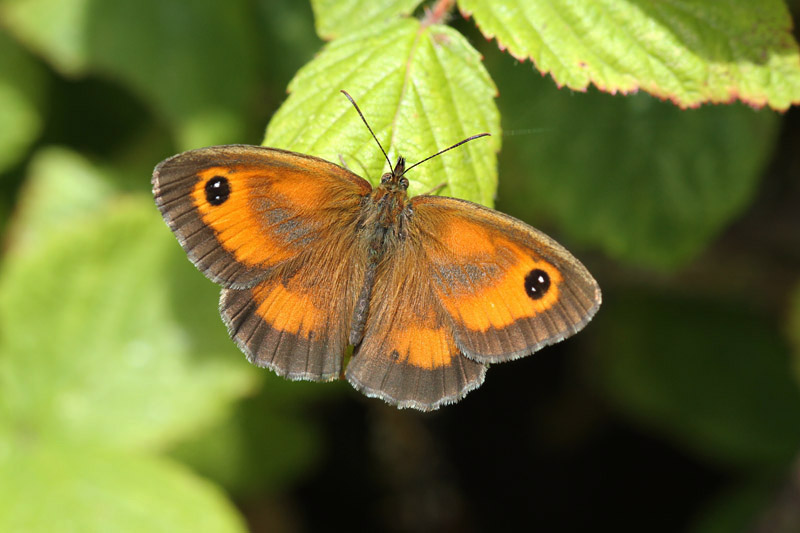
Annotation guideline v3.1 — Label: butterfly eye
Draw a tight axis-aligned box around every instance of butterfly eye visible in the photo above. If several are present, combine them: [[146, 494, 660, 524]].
[[205, 176, 230, 206], [399, 177, 409, 189], [524, 268, 551, 300], [380, 173, 392, 184]]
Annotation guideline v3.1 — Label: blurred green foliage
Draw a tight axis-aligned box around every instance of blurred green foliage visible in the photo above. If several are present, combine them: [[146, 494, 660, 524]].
[[0, 0, 799, 531], [494, 78, 778, 268], [592, 294, 800, 469]]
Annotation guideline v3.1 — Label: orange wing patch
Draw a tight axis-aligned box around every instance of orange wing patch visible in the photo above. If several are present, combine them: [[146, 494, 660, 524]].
[[436, 215, 497, 256], [441, 240, 563, 332], [192, 167, 320, 267], [190, 162, 370, 271], [386, 321, 458, 370], [192, 167, 293, 268], [346, 316, 485, 410], [249, 279, 324, 338], [431, 214, 564, 331], [268, 172, 335, 212], [220, 278, 348, 382]]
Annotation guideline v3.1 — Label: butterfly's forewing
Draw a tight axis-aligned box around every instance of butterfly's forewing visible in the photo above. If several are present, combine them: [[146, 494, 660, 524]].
[[408, 196, 601, 363], [153, 145, 373, 380], [152, 145, 372, 288]]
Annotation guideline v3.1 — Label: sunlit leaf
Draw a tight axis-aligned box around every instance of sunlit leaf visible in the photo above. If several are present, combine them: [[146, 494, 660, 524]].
[[459, 0, 800, 110], [265, 18, 500, 206], [310, 0, 422, 39]]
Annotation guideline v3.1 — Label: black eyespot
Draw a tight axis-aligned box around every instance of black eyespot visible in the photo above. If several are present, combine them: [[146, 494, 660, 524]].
[[399, 177, 409, 190], [524, 268, 551, 300], [205, 176, 230, 205], [390, 350, 400, 361]]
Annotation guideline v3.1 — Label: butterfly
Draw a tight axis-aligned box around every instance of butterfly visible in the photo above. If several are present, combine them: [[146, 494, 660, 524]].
[[152, 91, 601, 411]]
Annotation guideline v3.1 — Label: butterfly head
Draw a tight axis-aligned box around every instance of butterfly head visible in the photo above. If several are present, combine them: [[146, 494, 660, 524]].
[[380, 156, 410, 193], [339, 89, 488, 198]]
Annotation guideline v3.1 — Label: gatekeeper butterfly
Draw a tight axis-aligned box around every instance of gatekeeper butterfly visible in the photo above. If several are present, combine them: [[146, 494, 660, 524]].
[[152, 91, 601, 411]]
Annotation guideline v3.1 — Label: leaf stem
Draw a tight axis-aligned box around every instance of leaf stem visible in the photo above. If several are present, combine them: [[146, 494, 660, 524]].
[[422, 0, 456, 27]]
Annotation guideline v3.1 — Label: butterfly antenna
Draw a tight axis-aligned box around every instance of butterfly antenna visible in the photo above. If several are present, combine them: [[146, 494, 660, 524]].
[[401, 133, 490, 176], [340, 90, 393, 172]]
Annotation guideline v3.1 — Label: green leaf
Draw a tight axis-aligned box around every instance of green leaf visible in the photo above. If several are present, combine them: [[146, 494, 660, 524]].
[[459, 0, 800, 110], [491, 59, 778, 269], [0, 0, 90, 74], [310, 0, 423, 40], [0, 443, 246, 533], [0, 182, 256, 451], [590, 292, 800, 469], [265, 18, 500, 206], [4, 147, 115, 255], [0, 29, 45, 172], [1, 0, 260, 147]]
